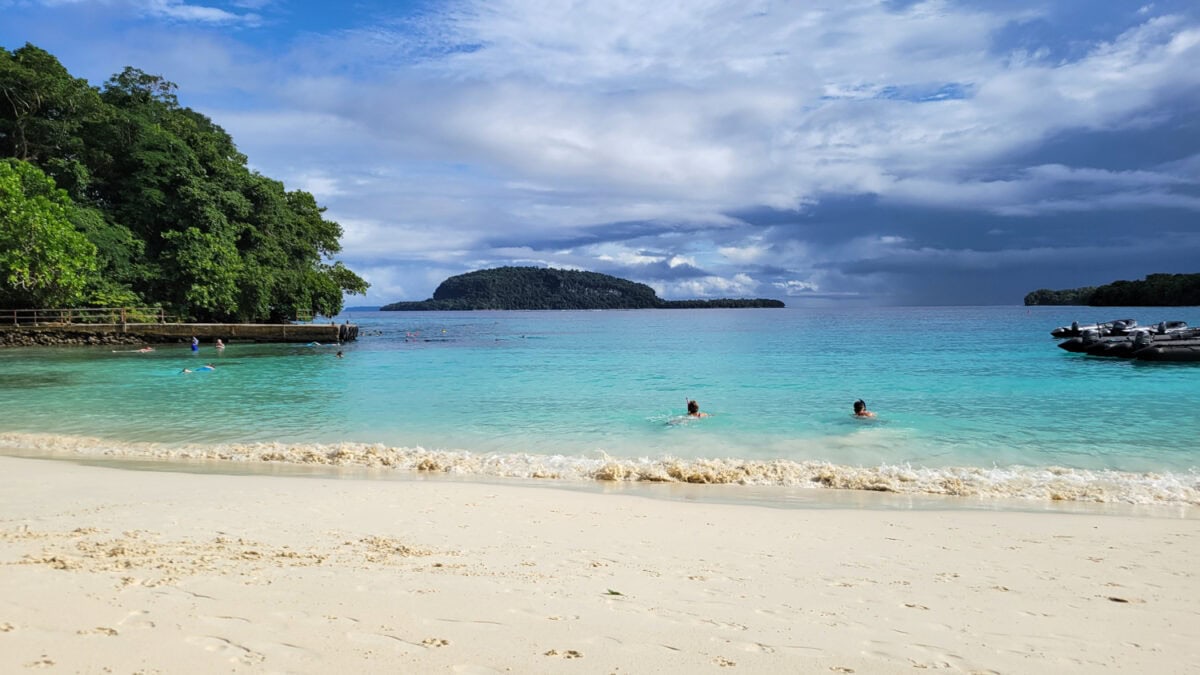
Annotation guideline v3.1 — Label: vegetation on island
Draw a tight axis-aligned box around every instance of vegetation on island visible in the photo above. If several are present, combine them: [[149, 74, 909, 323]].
[[380, 267, 786, 311], [0, 43, 367, 321], [1024, 273, 1200, 306], [1022, 286, 1098, 306]]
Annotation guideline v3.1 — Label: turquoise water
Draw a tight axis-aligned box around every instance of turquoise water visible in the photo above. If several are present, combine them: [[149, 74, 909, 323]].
[[2, 306, 1198, 504]]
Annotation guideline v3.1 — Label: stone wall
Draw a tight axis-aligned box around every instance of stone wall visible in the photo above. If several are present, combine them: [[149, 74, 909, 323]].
[[0, 322, 354, 348], [0, 329, 145, 348]]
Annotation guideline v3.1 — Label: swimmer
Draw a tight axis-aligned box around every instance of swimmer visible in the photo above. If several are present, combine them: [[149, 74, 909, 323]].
[[138, 346, 154, 352], [686, 399, 709, 418], [191, 336, 199, 352], [853, 399, 875, 418], [216, 339, 225, 350], [336, 350, 343, 358]]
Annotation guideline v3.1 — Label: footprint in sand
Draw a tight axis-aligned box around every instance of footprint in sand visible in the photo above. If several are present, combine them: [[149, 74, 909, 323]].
[[117, 610, 155, 629], [345, 631, 423, 654], [422, 638, 451, 647], [450, 665, 505, 674], [185, 635, 266, 665], [23, 656, 55, 669], [75, 627, 119, 636], [200, 615, 252, 629]]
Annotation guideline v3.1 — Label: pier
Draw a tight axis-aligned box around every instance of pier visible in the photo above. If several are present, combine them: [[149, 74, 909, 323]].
[[1, 307, 357, 346]]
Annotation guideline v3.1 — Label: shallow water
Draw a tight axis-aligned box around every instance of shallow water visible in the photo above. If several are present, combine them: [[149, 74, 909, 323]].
[[1, 306, 1198, 505]]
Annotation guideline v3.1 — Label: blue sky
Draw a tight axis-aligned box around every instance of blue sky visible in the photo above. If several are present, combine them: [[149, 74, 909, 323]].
[[2, 0, 1199, 305]]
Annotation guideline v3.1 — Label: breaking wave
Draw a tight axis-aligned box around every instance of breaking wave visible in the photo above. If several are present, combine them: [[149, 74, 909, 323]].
[[2, 432, 1198, 505]]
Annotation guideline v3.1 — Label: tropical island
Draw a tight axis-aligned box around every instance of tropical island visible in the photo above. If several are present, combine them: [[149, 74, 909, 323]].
[[1024, 273, 1200, 306], [0, 44, 367, 322], [381, 267, 785, 310]]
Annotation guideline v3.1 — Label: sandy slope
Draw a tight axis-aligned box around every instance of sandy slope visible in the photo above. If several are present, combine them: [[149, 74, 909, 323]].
[[1, 456, 1197, 674]]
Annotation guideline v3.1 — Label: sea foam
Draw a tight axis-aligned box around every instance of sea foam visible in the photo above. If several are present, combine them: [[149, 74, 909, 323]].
[[2, 432, 1197, 506]]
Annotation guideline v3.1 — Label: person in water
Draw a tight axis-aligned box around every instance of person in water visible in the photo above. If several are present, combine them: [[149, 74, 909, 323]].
[[687, 400, 709, 418], [336, 350, 343, 358], [853, 399, 875, 418], [216, 339, 225, 350], [191, 336, 199, 352]]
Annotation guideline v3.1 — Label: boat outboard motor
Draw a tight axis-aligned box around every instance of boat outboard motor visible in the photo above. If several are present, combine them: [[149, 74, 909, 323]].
[[1135, 331, 1153, 349], [1158, 321, 1167, 335], [1071, 321, 1079, 333]]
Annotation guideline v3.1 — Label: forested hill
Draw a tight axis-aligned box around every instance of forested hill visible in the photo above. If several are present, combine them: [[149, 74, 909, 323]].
[[380, 267, 786, 310], [0, 43, 367, 321], [1024, 273, 1200, 306]]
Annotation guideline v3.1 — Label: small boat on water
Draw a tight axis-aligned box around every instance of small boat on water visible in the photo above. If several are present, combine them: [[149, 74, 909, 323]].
[[1055, 322, 1197, 360], [1050, 319, 1138, 338], [1132, 330, 1200, 362]]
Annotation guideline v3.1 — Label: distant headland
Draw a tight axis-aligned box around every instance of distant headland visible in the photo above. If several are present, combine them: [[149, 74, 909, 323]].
[[380, 267, 785, 311], [1024, 273, 1200, 306]]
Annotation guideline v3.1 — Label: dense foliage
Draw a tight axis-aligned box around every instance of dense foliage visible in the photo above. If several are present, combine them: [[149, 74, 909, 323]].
[[1023, 287, 1097, 306], [0, 43, 367, 320], [381, 266, 785, 310], [1025, 274, 1200, 306], [1088, 274, 1200, 306], [0, 159, 98, 307]]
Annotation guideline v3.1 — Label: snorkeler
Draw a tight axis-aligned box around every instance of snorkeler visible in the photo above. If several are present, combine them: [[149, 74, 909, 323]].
[[853, 399, 875, 418], [687, 399, 710, 418]]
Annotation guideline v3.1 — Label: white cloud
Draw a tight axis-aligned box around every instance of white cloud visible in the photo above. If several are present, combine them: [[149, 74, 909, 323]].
[[718, 241, 768, 264], [773, 280, 819, 295], [38, 0, 259, 24], [661, 273, 758, 299], [8, 0, 1200, 303]]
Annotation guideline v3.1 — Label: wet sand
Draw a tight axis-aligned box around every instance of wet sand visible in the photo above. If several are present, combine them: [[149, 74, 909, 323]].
[[1, 455, 1197, 673]]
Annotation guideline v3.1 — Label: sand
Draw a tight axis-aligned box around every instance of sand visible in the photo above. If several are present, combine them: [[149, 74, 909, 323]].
[[1, 456, 1197, 674]]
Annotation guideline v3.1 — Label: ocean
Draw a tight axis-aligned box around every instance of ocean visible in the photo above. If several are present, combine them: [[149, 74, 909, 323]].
[[1, 306, 1198, 508]]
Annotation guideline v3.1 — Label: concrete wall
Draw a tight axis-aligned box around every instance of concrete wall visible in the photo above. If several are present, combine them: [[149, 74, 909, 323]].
[[0, 323, 356, 344]]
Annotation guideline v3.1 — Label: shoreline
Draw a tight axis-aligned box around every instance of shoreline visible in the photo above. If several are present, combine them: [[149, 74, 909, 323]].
[[2, 433, 1198, 513], [2, 455, 1198, 673]]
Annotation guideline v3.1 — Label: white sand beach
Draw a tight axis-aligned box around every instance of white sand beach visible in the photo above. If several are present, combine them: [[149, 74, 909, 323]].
[[1, 455, 1198, 674]]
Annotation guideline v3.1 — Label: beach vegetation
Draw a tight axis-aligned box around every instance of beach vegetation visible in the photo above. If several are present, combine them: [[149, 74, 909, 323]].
[[0, 43, 368, 320]]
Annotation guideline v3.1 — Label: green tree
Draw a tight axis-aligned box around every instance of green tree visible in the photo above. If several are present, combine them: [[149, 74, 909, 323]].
[[0, 44, 107, 197], [0, 158, 98, 307], [2, 48, 369, 321]]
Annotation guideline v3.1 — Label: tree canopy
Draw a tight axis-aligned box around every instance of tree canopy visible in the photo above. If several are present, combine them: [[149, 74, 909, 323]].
[[381, 266, 785, 310], [0, 43, 367, 319], [1024, 274, 1200, 306], [0, 158, 98, 307]]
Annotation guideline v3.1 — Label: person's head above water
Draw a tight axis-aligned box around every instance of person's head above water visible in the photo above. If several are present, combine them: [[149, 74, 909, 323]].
[[687, 399, 700, 415], [853, 399, 875, 417]]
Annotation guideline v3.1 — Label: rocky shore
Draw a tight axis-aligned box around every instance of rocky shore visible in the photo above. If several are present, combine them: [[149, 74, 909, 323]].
[[0, 329, 148, 348]]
